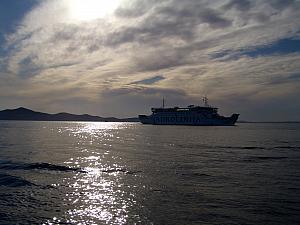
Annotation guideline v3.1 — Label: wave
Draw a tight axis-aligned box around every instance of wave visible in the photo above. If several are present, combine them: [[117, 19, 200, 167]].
[[177, 143, 300, 150], [273, 146, 300, 149], [250, 156, 288, 160], [0, 161, 141, 176], [101, 168, 142, 175], [0, 173, 36, 187], [0, 161, 85, 173], [244, 156, 288, 162], [177, 172, 212, 177], [176, 143, 266, 150], [25, 162, 84, 172]]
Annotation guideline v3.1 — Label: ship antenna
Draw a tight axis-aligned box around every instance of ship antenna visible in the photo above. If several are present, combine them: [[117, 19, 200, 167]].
[[203, 96, 209, 107]]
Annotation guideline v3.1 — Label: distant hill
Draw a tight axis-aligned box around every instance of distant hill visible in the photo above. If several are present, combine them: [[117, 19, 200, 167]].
[[0, 107, 139, 122]]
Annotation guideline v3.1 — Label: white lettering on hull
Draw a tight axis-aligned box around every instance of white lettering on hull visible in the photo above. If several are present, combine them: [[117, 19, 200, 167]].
[[154, 116, 206, 125]]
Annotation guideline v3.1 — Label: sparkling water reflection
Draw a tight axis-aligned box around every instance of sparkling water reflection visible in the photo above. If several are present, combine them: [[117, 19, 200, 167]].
[[66, 172, 130, 224], [63, 122, 135, 224]]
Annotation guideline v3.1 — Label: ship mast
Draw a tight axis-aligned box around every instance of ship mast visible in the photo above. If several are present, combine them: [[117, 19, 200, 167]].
[[162, 97, 165, 108], [203, 96, 209, 107]]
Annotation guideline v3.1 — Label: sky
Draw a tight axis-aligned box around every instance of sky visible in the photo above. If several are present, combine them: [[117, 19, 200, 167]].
[[0, 0, 300, 121]]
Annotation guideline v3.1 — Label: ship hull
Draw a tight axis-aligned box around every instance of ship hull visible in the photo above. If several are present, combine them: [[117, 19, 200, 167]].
[[139, 114, 239, 126]]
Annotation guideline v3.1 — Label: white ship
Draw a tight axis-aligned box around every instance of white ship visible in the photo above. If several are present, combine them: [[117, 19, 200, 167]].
[[139, 98, 239, 126]]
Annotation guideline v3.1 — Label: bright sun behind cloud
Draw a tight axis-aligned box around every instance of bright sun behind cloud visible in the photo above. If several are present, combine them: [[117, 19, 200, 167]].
[[69, 0, 122, 21]]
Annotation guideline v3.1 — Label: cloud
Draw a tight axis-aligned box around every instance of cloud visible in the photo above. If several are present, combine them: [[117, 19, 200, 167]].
[[0, 0, 300, 120], [103, 86, 186, 97], [115, 0, 159, 18], [198, 8, 232, 28], [270, 0, 297, 10], [223, 0, 251, 11]]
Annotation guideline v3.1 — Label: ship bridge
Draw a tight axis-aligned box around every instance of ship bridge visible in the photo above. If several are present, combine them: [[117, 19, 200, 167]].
[[151, 105, 218, 114]]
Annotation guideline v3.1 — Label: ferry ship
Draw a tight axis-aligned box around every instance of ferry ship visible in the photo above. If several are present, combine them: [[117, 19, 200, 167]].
[[139, 98, 239, 126]]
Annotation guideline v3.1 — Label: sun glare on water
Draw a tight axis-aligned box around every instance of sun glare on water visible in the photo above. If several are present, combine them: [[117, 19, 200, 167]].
[[69, 0, 122, 21]]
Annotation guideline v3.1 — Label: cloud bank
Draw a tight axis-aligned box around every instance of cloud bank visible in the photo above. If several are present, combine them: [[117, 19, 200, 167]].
[[0, 0, 300, 120]]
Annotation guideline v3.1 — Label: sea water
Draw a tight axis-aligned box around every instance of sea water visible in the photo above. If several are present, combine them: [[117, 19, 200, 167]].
[[0, 121, 299, 225]]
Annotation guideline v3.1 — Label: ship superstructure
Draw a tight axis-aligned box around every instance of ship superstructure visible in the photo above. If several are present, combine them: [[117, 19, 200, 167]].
[[139, 98, 239, 126]]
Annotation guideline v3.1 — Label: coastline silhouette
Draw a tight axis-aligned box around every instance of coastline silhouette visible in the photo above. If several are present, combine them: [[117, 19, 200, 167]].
[[0, 107, 139, 122]]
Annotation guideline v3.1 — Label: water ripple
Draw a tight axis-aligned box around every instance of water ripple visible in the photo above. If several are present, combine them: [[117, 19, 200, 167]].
[[0, 161, 85, 173], [0, 173, 36, 187]]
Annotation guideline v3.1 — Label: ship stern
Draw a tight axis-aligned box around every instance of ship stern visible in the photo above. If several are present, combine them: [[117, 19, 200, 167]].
[[230, 113, 239, 125]]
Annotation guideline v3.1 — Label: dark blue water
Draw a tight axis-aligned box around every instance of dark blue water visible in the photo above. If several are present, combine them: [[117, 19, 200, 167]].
[[0, 121, 299, 224]]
